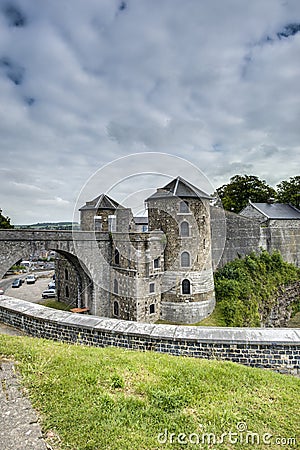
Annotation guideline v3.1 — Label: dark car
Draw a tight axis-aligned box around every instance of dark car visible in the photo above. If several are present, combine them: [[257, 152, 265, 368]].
[[12, 278, 22, 288]]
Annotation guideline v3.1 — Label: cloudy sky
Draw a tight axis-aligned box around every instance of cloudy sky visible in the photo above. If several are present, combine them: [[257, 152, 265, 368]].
[[0, 0, 299, 224]]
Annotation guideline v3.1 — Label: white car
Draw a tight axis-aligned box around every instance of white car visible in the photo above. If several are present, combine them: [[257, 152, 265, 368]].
[[26, 275, 36, 284], [48, 281, 56, 289], [0, 289, 4, 295], [42, 289, 56, 299]]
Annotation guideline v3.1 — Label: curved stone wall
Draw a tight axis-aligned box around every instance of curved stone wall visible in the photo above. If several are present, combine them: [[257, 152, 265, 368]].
[[0, 296, 299, 375]]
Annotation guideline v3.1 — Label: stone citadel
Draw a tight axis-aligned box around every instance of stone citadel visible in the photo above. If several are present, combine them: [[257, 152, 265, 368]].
[[55, 176, 300, 324]]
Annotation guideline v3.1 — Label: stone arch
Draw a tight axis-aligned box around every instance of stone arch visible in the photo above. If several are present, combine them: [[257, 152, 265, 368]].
[[54, 249, 94, 311], [0, 230, 95, 312]]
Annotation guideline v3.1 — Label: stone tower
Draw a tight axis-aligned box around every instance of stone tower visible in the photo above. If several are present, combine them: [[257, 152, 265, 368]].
[[79, 194, 122, 231], [146, 176, 215, 323]]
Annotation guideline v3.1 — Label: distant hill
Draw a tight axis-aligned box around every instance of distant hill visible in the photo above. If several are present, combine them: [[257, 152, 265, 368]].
[[15, 222, 80, 230]]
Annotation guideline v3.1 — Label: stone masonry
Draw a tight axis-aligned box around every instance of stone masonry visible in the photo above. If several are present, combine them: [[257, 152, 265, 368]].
[[0, 297, 299, 375]]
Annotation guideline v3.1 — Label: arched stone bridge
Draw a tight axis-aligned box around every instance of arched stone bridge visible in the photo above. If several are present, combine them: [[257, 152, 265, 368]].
[[0, 229, 112, 315]]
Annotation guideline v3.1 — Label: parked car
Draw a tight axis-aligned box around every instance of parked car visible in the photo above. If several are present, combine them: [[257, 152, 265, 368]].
[[26, 275, 36, 284], [42, 289, 56, 299], [12, 278, 22, 288], [48, 281, 56, 289], [0, 289, 4, 295]]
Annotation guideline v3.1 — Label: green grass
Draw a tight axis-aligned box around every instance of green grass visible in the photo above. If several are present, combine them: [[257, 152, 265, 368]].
[[287, 311, 300, 327], [195, 303, 227, 326], [39, 299, 71, 311], [0, 335, 299, 450]]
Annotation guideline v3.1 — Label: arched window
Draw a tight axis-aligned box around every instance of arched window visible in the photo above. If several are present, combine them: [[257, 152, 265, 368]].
[[113, 279, 118, 294], [150, 304, 155, 314], [113, 301, 119, 316], [65, 268, 69, 280], [179, 201, 189, 213], [114, 248, 120, 265], [181, 251, 190, 267], [180, 221, 189, 237], [182, 279, 191, 295]]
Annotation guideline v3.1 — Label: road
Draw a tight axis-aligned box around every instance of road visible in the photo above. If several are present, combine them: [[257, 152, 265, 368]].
[[0, 272, 55, 303]]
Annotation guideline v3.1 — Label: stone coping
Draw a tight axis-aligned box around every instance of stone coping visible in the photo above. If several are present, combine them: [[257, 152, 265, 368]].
[[0, 296, 299, 345]]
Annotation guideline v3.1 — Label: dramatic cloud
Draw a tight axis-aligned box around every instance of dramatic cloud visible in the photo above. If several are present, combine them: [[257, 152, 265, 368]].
[[0, 0, 299, 223]]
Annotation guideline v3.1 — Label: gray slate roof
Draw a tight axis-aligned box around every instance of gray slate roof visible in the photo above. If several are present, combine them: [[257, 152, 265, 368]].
[[146, 176, 211, 201], [248, 202, 300, 219], [79, 194, 122, 211]]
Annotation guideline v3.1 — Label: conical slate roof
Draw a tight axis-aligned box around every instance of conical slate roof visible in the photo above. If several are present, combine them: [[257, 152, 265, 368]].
[[146, 176, 211, 201], [79, 194, 122, 211]]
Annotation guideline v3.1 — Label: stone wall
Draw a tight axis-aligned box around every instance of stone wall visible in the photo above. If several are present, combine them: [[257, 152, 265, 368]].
[[267, 220, 300, 267], [55, 255, 77, 308], [262, 281, 300, 327], [211, 208, 264, 269], [0, 297, 299, 376], [211, 208, 300, 270]]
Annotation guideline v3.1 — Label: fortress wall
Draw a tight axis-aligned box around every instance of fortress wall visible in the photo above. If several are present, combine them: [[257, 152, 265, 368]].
[[267, 220, 300, 267], [0, 297, 299, 375], [211, 209, 262, 269]]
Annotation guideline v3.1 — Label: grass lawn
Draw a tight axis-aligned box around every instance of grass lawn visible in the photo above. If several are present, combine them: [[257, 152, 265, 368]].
[[0, 335, 299, 450], [39, 299, 71, 311]]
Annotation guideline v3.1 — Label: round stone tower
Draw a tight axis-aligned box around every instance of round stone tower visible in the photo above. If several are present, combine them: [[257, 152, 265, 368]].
[[146, 176, 215, 323]]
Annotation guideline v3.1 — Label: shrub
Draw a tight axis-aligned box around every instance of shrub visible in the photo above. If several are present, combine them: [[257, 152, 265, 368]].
[[214, 251, 300, 326]]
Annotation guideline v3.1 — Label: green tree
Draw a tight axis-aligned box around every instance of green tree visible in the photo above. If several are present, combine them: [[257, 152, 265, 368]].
[[276, 176, 300, 209], [0, 209, 13, 229], [216, 175, 276, 213]]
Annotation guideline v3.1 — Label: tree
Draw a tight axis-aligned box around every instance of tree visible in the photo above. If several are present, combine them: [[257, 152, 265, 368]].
[[216, 175, 276, 213], [0, 209, 14, 229], [276, 176, 300, 209]]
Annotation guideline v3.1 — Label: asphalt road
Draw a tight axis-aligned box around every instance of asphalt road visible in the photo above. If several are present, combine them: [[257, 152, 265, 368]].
[[0, 272, 55, 303]]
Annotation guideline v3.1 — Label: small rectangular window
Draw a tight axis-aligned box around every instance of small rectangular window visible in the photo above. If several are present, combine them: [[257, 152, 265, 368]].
[[149, 282, 155, 293], [153, 258, 160, 269], [150, 304, 155, 314]]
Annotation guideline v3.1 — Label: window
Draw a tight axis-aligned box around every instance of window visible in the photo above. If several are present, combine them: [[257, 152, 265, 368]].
[[179, 201, 189, 213], [182, 279, 191, 295], [113, 301, 119, 316], [203, 238, 206, 249], [114, 248, 120, 265], [150, 304, 155, 314], [181, 251, 190, 267], [108, 215, 116, 232], [149, 282, 155, 293], [114, 279, 118, 294], [94, 215, 102, 231], [65, 285, 69, 298], [153, 258, 160, 269], [65, 268, 69, 281], [180, 221, 189, 237]]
